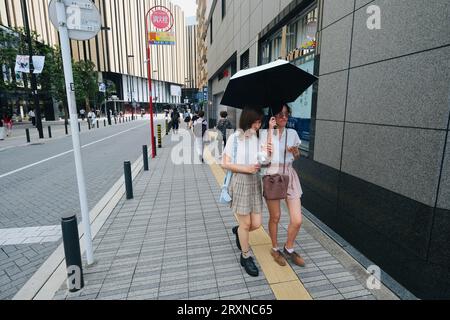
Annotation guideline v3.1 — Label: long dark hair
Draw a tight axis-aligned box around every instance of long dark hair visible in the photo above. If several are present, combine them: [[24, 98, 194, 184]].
[[239, 107, 263, 132]]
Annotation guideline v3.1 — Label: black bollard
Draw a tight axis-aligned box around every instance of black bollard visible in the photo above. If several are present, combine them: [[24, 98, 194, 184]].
[[143, 145, 149, 171], [97, 121, 99, 129], [153, 136, 157, 157], [124, 161, 133, 199], [48, 126, 52, 138], [65, 121, 68, 135], [78, 122, 81, 132], [104, 119, 106, 127], [61, 215, 84, 292], [26, 129, 30, 143], [165, 119, 169, 135]]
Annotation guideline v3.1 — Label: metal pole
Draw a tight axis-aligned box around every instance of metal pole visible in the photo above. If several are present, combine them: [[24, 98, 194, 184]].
[[55, 1, 94, 265], [145, 11, 156, 159], [65, 121, 68, 135], [48, 126, 52, 138], [20, 0, 43, 139], [143, 145, 149, 171], [26, 128, 30, 143], [124, 161, 133, 199]]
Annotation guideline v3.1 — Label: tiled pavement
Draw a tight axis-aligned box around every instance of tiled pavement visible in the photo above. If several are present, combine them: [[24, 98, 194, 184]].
[[0, 119, 161, 300], [52, 129, 399, 300]]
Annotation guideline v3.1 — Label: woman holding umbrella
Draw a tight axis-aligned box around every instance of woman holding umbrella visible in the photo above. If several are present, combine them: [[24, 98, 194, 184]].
[[260, 104, 306, 268], [221, 106, 268, 277]]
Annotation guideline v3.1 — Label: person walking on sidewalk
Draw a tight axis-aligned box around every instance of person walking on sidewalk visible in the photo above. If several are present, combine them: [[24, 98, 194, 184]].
[[0, 117, 5, 140], [87, 110, 96, 128], [28, 109, 36, 127], [3, 114, 13, 137], [216, 111, 234, 154], [260, 104, 306, 268], [171, 107, 180, 134], [193, 111, 208, 163], [222, 107, 267, 277], [80, 108, 86, 121]]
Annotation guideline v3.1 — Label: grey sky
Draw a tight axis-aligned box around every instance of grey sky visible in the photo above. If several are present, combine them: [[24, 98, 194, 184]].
[[171, 0, 197, 18]]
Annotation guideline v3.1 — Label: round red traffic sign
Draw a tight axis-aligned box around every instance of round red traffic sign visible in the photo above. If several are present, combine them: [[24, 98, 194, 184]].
[[151, 10, 170, 29]]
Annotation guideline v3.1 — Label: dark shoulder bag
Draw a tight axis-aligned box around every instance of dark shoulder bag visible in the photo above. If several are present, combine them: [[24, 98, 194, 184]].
[[262, 130, 289, 200]]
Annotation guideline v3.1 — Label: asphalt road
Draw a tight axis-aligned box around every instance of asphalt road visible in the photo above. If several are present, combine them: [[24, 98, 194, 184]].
[[0, 118, 165, 299]]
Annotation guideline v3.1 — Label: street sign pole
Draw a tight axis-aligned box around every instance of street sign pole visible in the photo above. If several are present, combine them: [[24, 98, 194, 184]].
[[52, 0, 98, 266], [145, 6, 175, 159], [145, 12, 156, 159]]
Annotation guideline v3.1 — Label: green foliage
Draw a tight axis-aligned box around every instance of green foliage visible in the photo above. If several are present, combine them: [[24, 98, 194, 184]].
[[73, 60, 98, 111]]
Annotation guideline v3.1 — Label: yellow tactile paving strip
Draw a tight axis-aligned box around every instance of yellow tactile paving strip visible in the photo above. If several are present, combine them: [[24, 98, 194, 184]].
[[204, 145, 312, 300]]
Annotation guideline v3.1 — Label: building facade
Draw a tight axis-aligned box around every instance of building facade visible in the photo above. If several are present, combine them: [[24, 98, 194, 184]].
[[196, 0, 208, 91], [0, 0, 187, 116], [206, 0, 450, 299], [182, 23, 199, 109]]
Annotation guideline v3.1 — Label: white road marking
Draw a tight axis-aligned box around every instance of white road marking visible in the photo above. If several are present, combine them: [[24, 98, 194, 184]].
[[0, 123, 148, 180], [0, 225, 61, 246]]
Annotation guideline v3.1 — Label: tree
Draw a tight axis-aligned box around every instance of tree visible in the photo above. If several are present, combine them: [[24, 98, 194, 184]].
[[0, 28, 19, 90], [73, 60, 98, 112]]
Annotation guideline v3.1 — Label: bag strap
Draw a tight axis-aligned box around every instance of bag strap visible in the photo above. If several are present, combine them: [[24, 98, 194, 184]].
[[283, 129, 288, 175], [223, 134, 238, 188]]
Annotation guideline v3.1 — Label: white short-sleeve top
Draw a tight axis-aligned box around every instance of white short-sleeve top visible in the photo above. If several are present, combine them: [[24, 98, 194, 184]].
[[223, 131, 259, 165], [259, 128, 301, 165]]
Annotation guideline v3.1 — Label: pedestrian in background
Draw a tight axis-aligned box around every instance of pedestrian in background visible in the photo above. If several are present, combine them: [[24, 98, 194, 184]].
[[0, 116, 5, 140], [88, 110, 96, 128], [28, 109, 35, 127], [259, 104, 305, 268], [171, 107, 180, 134], [80, 108, 86, 121], [3, 114, 13, 137], [193, 111, 207, 163], [216, 111, 233, 153], [221, 106, 268, 277]]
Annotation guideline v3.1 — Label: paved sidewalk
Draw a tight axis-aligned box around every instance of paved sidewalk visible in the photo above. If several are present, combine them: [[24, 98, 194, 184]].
[[50, 130, 399, 300]]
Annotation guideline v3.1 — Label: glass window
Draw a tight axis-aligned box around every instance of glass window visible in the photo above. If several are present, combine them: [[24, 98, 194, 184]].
[[261, 40, 271, 65], [287, 54, 315, 152]]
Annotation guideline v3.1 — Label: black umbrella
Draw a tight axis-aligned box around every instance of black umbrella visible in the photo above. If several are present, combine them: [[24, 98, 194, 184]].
[[221, 59, 318, 110]]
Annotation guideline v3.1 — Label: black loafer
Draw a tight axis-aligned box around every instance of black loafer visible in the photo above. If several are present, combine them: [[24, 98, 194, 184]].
[[240, 255, 259, 277], [232, 226, 241, 251]]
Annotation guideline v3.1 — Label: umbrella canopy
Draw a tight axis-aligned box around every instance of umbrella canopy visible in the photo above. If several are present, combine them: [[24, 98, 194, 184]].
[[220, 59, 318, 110]]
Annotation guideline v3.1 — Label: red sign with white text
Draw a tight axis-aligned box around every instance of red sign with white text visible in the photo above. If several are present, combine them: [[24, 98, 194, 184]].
[[151, 10, 170, 29]]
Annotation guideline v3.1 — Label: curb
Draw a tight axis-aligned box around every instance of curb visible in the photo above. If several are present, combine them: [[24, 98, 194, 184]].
[[13, 153, 146, 300]]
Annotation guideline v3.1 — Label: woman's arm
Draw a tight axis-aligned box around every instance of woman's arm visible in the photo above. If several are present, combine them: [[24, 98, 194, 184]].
[[222, 153, 260, 174]]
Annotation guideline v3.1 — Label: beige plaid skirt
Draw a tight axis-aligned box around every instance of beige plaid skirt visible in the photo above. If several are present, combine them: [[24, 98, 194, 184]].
[[230, 173, 263, 216]]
